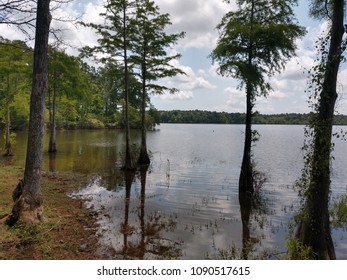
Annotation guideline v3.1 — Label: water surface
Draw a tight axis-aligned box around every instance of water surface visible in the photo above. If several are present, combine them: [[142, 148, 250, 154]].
[[2, 124, 347, 259]]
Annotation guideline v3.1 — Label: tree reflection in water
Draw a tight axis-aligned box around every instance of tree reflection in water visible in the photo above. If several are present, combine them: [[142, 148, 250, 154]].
[[216, 190, 269, 260], [239, 193, 259, 259], [119, 167, 181, 259], [48, 152, 57, 173], [239, 190, 270, 259]]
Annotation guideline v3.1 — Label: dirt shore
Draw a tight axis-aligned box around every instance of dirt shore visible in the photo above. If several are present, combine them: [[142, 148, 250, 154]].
[[0, 163, 101, 260]]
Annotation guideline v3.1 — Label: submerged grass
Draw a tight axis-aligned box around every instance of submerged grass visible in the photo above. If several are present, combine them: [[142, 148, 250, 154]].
[[0, 162, 99, 259], [331, 195, 347, 228]]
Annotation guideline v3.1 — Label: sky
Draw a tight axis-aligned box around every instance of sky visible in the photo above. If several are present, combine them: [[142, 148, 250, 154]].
[[2, 0, 347, 114]]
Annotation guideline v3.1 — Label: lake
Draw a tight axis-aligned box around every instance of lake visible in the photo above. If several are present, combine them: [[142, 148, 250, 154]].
[[2, 124, 347, 259]]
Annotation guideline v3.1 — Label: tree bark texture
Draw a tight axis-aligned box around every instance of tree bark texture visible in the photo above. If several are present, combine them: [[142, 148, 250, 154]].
[[239, 85, 254, 195], [296, 0, 345, 259], [239, 0, 255, 195], [6, 0, 51, 226], [123, 4, 134, 170], [138, 54, 150, 165]]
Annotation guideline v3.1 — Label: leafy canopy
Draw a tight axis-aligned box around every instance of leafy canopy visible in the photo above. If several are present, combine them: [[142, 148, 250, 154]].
[[130, 0, 185, 95], [211, 0, 306, 97]]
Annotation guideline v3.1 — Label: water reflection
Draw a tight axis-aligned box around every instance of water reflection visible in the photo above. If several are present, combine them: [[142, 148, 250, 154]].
[[48, 153, 57, 173], [115, 168, 181, 259], [4, 125, 347, 259], [121, 170, 135, 258], [239, 194, 253, 259], [238, 193, 268, 259]]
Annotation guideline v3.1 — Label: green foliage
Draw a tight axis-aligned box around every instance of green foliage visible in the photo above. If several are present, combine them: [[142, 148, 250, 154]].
[[212, 1, 306, 193], [284, 220, 315, 259], [308, 0, 346, 19], [211, 0, 306, 98], [78, 113, 105, 129], [289, 0, 345, 260], [0, 37, 32, 131], [131, 0, 185, 95], [3, 131, 16, 145], [0, 38, 160, 131], [12, 223, 53, 248], [295, 16, 346, 200], [286, 236, 315, 259], [331, 195, 347, 227], [80, 0, 179, 136], [147, 107, 161, 130], [9, 89, 31, 130]]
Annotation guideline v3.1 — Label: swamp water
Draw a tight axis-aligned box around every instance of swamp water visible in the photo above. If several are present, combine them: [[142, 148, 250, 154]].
[[3, 124, 347, 259]]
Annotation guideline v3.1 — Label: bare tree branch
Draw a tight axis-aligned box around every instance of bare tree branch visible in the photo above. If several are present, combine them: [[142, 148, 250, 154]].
[[1, 0, 83, 48]]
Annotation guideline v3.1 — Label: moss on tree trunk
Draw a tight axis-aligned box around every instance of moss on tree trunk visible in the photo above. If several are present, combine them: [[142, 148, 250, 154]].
[[295, 0, 345, 260]]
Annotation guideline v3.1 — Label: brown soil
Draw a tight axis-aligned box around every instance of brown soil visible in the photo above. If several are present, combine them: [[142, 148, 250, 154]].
[[0, 163, 101, 260]]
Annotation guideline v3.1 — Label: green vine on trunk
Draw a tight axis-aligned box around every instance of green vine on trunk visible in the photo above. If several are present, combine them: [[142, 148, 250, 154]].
[[288, 13, 347, 258]]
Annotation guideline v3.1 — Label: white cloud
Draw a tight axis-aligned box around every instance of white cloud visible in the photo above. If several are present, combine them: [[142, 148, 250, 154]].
[[49, 0, 105, 56], [155, 0, 232, 49], [158, 90, 194, 101], [157, 59, 217, 97], [216, 87, 246, 113]]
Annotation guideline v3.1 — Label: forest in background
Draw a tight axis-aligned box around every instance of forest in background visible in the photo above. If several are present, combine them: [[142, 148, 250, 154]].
[[7, 36, 347, 132], [159, 110, 347, 125], [0, 37, 161, 132]]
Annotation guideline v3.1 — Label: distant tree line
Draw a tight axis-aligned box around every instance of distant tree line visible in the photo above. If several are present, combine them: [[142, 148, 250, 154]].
[[159, 110, 347, 125]]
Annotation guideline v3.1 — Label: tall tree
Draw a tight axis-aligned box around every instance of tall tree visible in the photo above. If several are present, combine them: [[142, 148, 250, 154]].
[[81, 0, 137, 170], [132, 0, 185, 165], [47, 47, 63, 153], [211, 0, 305, 195], [96, 62, 124, 126], [47, 47, 88, 151], [6, 0, 51, 225], [295, 0, 345, 259]]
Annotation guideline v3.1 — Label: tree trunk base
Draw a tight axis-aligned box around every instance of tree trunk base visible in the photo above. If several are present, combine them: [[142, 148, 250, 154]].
[[2, 148, 13, 157], [137, 148, 150, 166], [295, 217, 336, 260], [6, 180, 44, 226], [239, 166, 254, 196], [122, 158, 137, 171], [6, 198, 44, 226], [48, 143, 57, 154]]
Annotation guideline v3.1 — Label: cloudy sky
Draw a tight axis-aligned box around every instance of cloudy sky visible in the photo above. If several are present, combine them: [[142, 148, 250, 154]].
[[2, 0, 347, 114]]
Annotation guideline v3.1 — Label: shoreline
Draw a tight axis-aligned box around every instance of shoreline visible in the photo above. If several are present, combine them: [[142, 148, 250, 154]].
[[0, 163, 101, 260]]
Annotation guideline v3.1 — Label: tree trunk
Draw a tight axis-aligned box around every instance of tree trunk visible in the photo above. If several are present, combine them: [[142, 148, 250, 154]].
[[6, 0, 51, 226], [48, 80, 57, 153], [295, 0, 345, 259], [239, 85, 254, 195], [239, 0, 255, 195], [3, 73, 13, 157], [138, 56, 150, 165], [3, 105, 13, 157], [122, 4, 134, 170]]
